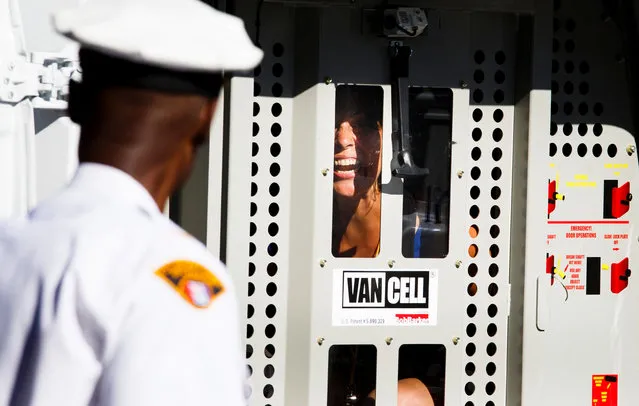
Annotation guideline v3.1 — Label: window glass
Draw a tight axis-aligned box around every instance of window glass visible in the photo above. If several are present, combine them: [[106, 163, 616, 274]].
[[402, 88, 453, 258], [327, 345, 377, 406], [332, 85, 384, 258], [397, 344, 446, 406]]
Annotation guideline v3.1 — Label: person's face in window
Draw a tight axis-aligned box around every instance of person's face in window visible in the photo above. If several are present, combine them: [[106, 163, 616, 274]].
[[333, 115, 382, 198]]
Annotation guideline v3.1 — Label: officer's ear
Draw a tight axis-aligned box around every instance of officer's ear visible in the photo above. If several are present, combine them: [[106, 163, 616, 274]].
[[67, 80, 88, 125]]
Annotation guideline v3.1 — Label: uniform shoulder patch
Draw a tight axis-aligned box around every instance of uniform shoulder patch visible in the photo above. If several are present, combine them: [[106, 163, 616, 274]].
[[154, 260, 224, 309]]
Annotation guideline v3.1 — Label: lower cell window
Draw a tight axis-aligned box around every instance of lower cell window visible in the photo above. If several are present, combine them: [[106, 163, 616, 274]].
[[327, 345, 377, 406], [396, 344, 446, 406]]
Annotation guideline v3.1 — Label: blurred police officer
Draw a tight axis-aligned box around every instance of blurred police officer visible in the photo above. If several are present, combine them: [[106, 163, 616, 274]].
[[0, 0, 262, 404]]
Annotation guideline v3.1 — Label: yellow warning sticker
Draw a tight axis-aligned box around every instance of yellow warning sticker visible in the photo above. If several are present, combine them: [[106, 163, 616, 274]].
[[154, 260, 224, 309]]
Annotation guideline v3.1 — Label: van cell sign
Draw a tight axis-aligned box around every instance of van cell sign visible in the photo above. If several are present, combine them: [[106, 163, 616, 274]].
[[332, 269, 439, 326]]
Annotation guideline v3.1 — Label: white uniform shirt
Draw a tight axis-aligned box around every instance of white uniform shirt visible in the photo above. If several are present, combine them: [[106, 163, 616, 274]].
[[0, 163, 246, 406]]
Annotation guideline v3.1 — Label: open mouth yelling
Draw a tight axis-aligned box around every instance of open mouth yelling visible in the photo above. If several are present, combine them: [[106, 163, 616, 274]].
[[334, 158, 360, 179]]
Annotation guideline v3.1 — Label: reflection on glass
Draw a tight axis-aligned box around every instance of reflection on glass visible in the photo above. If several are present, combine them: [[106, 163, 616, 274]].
[[327, 345, 377, 406], [332, 85, 384, 258], [402, 88, 453, 258], [397, 344, 445, 406]]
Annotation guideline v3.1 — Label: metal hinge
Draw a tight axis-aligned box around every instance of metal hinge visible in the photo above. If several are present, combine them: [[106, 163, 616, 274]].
[[0, 52, 79, 109]]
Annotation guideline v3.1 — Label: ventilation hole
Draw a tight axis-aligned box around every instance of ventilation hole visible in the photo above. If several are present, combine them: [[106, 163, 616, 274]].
[[263, 384, 274, 398], [491, 186, 501, 200], [593, 123, 603, 136], [254, 65, 262, 77], [553, 18, 561, 32], [487, 323, 497, 337], [488, 283, 498, 296], [466, 323, 477, 337], [578, 123, 588, 135], [487, 343, 497, 356], [469, 224, 479, 238], [273, 43, 285, 57], [271, 103, 282, 117], [592, 143, 603, 157], [271, 123, 282, 137], [553, 38, 560, 53], [489, 264, 499, 278], [490, 226, 500, 239], [253, 102, 260, 116], [490, 206, 501, 220], [486, 362, 497, 376], [248, 304, 255, 318], [272, 63, 283, 77], [473, 89, 484, 103], [487, 401, 496, 406], [579, 61, 590, 74], [594, 102, 604, 116], [249, 242, 256, 256], [247, 324, 254, 338], [272, 83, 283, 97], [465, 362, 476, 376], [467, 304, 477, 317], [468, 263, 479, 277], [266, 282, 277, 296], [474, 70, 485, 83], [473, 109, 483, 122], [471, 147, 482, 161], [270, 163, 281, 177], [551, 102, 558, 115], [493, 128, 503, 142], [465, 382, 476, 395], [551, 122, 558, 135], [265, 304, 276, 318], [267, 242, 279, 256], [247, 365, 253, 376], [474, 50, 485, 64], [252, 142, 259, 156], [491, 167, 502, 180], [577, 143, 587, 157], [578, 102, 588, 115], [551, 79, 559, 93], [495, 70, 506, 84], [579, 82, 590, 95], [264, 364, 275, 379], [563, 123, 573, 136], [486, 382, 496, 395], [495, 51, 506, 65], [492, 148, 503, 161], [562, 143, 572, 157], [488, 304, 498, 317], [554, 0, 561, 10], [249, 262, 256, 276], [253, 122, 260, 136], [466, 343, 477, 357], [269, 203, 280, 216], [493, 90, 504, 104], [608, 144, 618, 157], [248, 282, 255, 296], [563, 102, 573, 115], [250, 222, 257, 236], [470, 186, 480, 199], [465, 402, 474, 406], [267, 262, 278, 276], [468, 245, 478, 258], [251, 183, 258, 197], [254, 82, 261, 96], [269, 183, 280, 197], [564, 81, 574, 94], [265, 324, 276, 338], [493, 109, 504, 123], [270, 143, 281, 157], [565, 18, 576, 31], [268, 223, 279, 237], [251, 162, 259, 177], [565, 60, 575, 73], [247, 344, 254, 358], [471, 167, 481, 180], [265, 344, 275, 358], [489, 244, 500, 257], [472, 128, 482, 141], [565, 39, 575, 53], [470, 205, 480, 219]]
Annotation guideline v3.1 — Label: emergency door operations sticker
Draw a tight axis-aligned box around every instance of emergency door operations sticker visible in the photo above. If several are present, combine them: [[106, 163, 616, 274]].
[[332, 269, 438, 326]]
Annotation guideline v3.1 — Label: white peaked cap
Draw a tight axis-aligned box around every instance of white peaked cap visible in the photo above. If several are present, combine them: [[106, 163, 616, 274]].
[[52, 0, 264, 73]]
